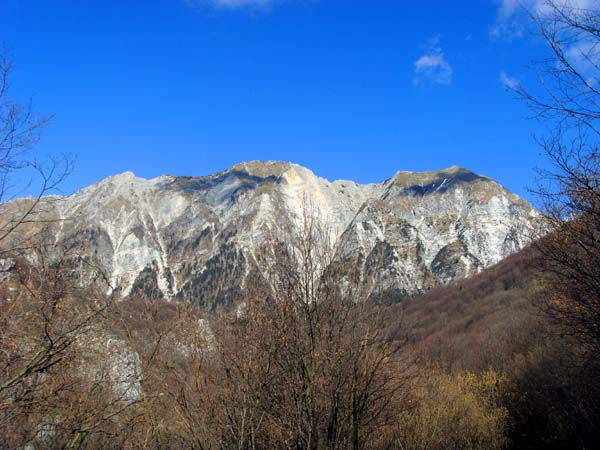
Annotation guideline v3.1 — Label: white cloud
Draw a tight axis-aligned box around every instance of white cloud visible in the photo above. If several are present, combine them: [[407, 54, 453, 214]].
[[496, 0, 596, 16], [413, 36, 453, 86], [497, 0, 521, 18], [491, 0, 599, 83], [489, 0, 529, 41], [533, 0, 597, 15], [499, 71, 520, 89], [566, 39, 600, 76], [489, 19, 524, 41], [490, 0, 599, 40], [186, 0, 278, 10]]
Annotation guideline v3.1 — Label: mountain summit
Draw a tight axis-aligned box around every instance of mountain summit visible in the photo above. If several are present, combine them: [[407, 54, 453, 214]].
[[3, 161, 539, 306]]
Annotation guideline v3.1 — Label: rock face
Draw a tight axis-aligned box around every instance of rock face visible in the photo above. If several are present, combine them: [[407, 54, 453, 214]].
[[3, 161, 539, 306], [335, 166, 537, 302]]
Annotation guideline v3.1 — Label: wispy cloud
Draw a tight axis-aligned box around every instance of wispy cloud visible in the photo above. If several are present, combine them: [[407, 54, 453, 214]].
[[185, 0, 279, 10], [413, 36, 453, 86], [490, 0, 598, 41], [499, 71, 520, 89], [566, 39, 600, 84], [489, 20, 524, 42], [491, 1, 599, 83]]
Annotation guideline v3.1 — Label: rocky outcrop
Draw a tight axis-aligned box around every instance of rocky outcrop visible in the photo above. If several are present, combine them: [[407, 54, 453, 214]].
[[0, 161, 539, 305]]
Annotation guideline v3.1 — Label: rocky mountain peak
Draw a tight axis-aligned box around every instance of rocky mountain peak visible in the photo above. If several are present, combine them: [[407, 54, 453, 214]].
[[229, 160, 299, 179], [100, 171, 142, 185], [387, 166, 484, 192], [1, 160, 540, 306]]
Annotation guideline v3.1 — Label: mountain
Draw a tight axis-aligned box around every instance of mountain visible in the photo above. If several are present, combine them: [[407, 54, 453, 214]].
[[0, 161, 539, 307]]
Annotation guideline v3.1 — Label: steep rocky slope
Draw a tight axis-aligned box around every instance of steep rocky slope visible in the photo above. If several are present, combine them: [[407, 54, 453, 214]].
[[0, 161, 539, 306]]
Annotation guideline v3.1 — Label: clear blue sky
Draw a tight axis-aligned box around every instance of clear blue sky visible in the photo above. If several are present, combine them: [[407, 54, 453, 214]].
[[1, 0, 552, 200]]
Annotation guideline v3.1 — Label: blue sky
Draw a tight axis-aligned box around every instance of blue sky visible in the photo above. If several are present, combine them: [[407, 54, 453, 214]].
[[1, 0, 557, 200]]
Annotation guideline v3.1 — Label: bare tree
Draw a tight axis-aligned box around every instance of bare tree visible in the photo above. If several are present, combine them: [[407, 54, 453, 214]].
[[0, 49, 72, 253], [508, 1, 600, 353], [211, 204, 411, 450], [501, 4, 600, 445], [515, 1, 600, 134], [0, 52, 137, 449], [0, 246, 120, 448]]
